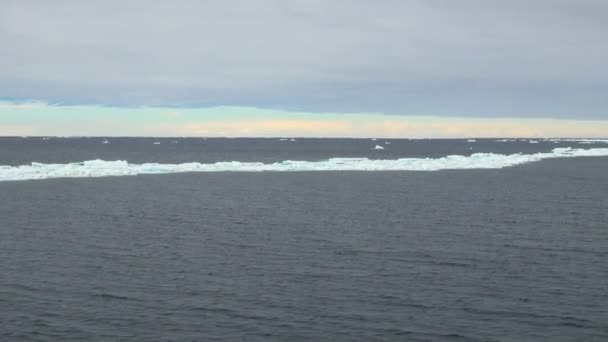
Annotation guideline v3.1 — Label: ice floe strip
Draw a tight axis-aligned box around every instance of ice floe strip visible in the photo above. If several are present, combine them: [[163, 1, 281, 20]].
[[546, 138, 608, 144], [494, 138, 608, 144], [1, 147, 608, 182]]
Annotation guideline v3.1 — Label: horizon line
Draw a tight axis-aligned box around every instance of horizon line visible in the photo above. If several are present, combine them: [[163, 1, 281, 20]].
[[2, 135, 608, 140]]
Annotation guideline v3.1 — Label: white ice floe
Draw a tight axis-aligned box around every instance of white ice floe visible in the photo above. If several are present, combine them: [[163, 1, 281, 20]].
[[2, 147, 608, 182], [467, 139, 476, 143], [102, 140, 110, 144], [529, 140, 539, 144], [373, 145, 385, 150], [153, 141, 161, 145], [547, 138, 608, 144]]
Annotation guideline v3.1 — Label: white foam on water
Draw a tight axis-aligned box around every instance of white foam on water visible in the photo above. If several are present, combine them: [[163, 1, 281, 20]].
[[1, 147, 608, 182], [467, 139, 476, 143]]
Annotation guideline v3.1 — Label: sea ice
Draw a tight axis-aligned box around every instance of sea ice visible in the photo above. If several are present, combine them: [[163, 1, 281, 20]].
[[2, 147, 608, 182]]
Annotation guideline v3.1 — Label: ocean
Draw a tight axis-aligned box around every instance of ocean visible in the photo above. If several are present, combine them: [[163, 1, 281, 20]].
[[1, 137, 607, 341]]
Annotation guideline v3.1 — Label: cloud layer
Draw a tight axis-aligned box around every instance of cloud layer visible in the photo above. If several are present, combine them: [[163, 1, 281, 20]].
[[1, 1, 608, 118]]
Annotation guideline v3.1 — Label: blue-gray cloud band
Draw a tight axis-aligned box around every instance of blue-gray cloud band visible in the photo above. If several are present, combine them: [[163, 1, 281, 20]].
[[1, 0, 607, 118]]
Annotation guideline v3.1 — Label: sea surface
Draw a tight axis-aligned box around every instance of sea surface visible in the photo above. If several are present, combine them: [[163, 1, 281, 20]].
[[1, 137, 607, 341]]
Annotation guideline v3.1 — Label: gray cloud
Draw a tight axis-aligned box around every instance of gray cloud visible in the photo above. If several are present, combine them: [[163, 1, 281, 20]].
[[1, 0, 607, 118]]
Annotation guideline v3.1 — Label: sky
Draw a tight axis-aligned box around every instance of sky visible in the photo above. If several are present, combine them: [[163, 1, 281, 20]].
[[1, 0, 607, 137]]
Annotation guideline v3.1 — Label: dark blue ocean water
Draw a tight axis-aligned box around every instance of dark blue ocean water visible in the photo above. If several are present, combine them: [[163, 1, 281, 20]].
[[0, 137, 587, 166], [1, 137, 607, 341]]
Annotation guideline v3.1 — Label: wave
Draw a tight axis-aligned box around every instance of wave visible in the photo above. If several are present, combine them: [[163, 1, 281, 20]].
[[1, 147, 608, 182]]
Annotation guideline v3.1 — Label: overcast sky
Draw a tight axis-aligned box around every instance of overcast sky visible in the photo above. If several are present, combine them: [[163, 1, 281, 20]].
[[1, 1, 607, 137]]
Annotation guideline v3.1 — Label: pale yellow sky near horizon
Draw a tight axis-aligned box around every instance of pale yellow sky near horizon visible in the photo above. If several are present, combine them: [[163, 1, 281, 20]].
[[1, 102, 607, 138]]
